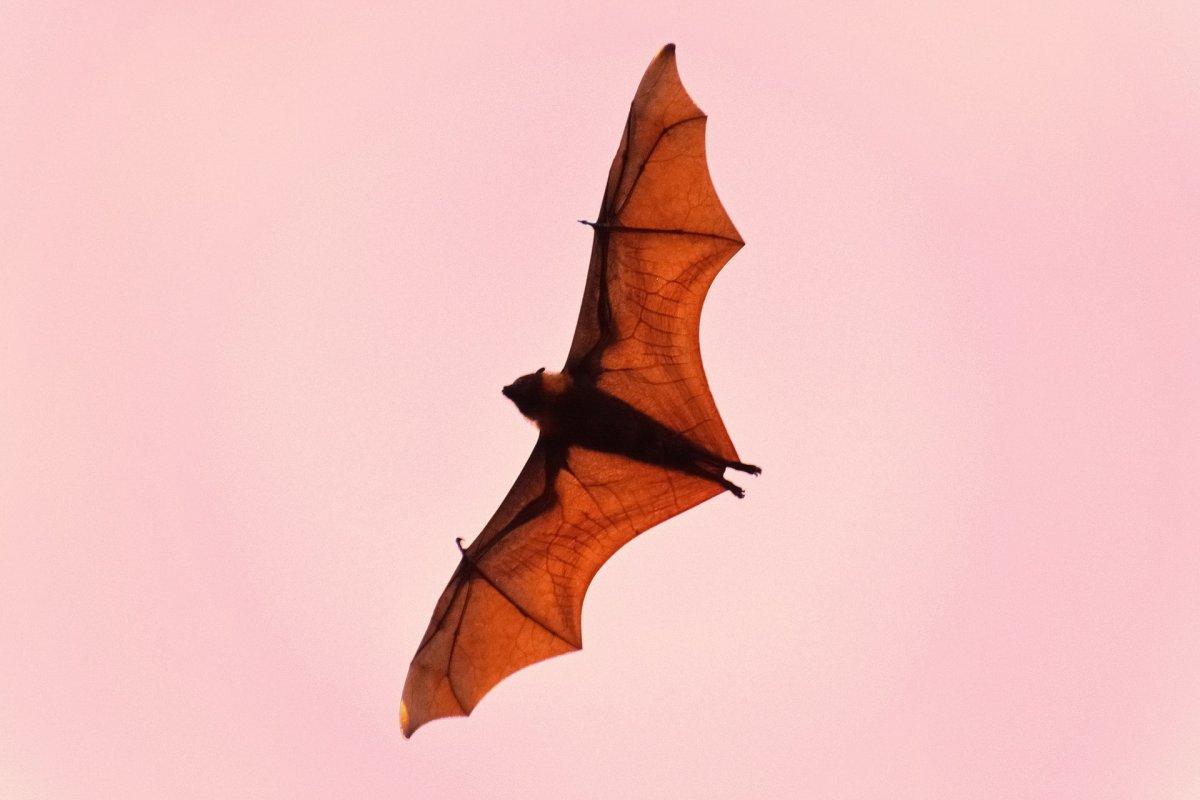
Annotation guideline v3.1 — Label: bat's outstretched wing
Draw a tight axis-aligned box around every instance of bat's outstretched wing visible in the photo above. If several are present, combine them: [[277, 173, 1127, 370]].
[[567, 43, 744, 462], [402, 45, 744, 737], [401, 438, 723, 736]]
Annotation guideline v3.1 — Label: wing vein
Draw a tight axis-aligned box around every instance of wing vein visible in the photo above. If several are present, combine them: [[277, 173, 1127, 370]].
[[612, 114, 707, 219], [414, 567, 467, 655], [593, 223, 743, 245], [466, 557, 583, 649]]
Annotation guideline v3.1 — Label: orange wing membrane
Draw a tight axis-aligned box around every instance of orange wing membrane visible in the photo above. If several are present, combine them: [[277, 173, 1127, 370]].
[[402, 44, 753, 738], [567, 44, 743, 459]]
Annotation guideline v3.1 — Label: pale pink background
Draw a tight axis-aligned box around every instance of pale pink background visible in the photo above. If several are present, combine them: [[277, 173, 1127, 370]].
[[3, 3, 1198, 798]]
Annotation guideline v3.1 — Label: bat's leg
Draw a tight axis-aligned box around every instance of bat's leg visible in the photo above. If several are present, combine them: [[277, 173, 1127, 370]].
[[716, 475, 746, 498], [678, 458, 747, 498], [727, 460, 761, 475], [693, 450, 762, 477], [572, 389, 757, 497]]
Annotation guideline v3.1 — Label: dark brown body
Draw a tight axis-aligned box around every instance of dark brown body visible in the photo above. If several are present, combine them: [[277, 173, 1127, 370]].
[[503, 370, 759, 496]]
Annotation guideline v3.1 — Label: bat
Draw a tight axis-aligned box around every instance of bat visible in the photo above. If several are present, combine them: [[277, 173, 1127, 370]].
[[401, 44, 757, 737]]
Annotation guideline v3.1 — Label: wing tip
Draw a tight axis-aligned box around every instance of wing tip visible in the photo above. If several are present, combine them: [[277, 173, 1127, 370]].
[[656, 43, 678, 72], [400, 701, 414, 738], [401, 664, 471, 739], [639, 42, 701, 119], [400, 697, 470, 739]]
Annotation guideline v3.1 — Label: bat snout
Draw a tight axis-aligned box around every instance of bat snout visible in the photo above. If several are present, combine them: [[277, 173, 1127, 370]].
[[501, 384, 514, 399]]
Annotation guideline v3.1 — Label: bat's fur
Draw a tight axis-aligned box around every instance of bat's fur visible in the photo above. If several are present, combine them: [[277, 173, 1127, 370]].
[[502, 369, 760, 497]]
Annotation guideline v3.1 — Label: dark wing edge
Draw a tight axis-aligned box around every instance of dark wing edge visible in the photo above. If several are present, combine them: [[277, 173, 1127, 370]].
[[564, 44, 744, 461]]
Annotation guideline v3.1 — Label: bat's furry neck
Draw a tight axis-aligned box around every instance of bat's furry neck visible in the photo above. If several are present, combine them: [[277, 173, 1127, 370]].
[[539, 370, 572, 397]]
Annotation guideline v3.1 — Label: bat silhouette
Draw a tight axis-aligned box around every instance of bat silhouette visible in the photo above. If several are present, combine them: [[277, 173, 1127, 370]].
[[401, 44, 757, 737]]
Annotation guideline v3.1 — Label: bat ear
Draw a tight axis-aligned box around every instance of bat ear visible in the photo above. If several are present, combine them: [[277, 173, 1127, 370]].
[[536, 367, 546, 375]]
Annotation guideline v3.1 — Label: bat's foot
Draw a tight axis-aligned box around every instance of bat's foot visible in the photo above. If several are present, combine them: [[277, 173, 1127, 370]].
[[719, 476, 746, 498], [728, 460, 761, 476]]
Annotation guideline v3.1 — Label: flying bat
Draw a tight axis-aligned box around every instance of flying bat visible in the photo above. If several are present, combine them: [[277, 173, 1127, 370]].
[[401, 44, 757, 737]]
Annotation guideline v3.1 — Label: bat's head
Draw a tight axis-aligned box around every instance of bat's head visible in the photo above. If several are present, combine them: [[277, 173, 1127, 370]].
[[502, 367, 547, 419], [502, 367, 571, 424]]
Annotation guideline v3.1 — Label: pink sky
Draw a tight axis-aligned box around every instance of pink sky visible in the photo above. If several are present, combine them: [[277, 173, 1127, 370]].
[[3, 3, 1198, 798]]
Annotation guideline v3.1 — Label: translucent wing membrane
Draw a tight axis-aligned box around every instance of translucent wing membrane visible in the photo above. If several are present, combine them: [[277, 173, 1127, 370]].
[[568, 44, 743, 460], [401, 441, 722, 736]]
